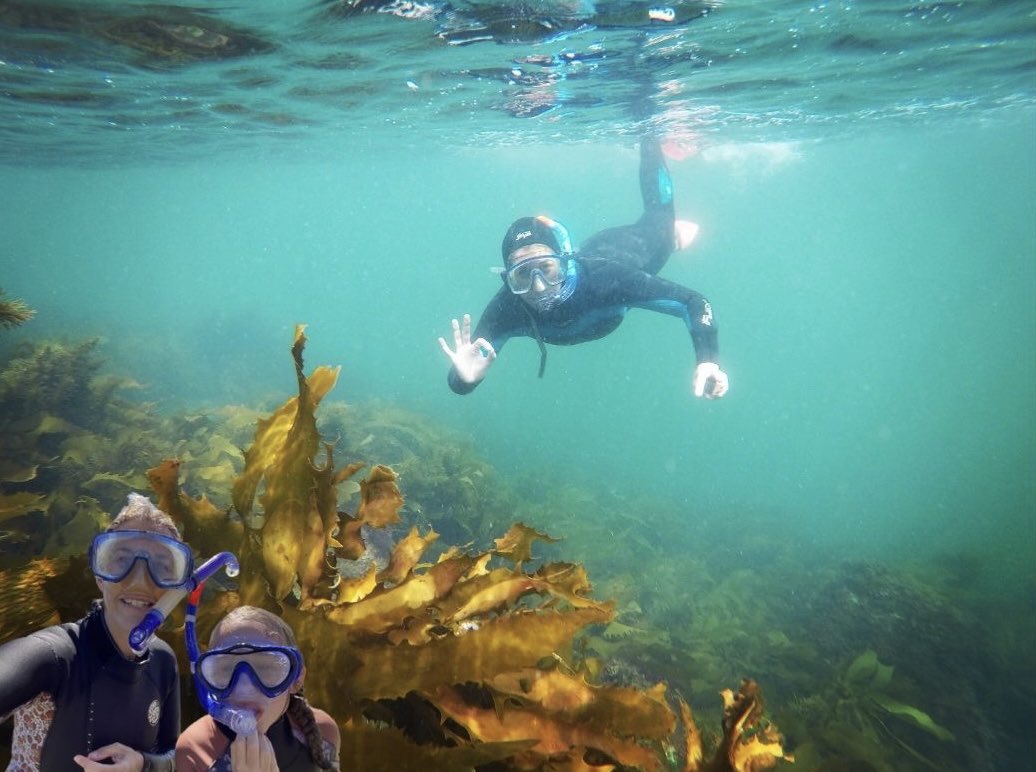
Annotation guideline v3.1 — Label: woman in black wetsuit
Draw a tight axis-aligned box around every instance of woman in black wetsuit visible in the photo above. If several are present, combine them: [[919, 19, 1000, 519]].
[[0, 493, 183, 771]]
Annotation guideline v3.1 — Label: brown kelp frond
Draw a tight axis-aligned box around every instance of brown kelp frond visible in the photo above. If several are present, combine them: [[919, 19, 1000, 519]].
[[147, 458, 242, 555], [0, 555, 94, 644], [493, 521, 561, 567], [151, 326, 798, 771], [0, 491, 48, 525], [0, 559, 64, 641], [0, 288, 35, 330], [230, 324, 341, 605], [681, 679, 792, 772]]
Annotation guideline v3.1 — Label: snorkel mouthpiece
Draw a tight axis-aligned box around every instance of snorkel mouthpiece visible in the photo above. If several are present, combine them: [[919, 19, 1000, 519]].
[[209, 703, 257, 736]]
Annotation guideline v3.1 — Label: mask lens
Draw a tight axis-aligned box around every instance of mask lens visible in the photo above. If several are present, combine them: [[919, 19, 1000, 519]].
[[198, 645, 301, 697], [505, 256, 564, 294], [89, 530, 191, 588]]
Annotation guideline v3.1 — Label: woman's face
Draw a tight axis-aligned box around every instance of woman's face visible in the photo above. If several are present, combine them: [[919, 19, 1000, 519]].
[[210, 621, 303, 735], [95, 520, 177, 658]]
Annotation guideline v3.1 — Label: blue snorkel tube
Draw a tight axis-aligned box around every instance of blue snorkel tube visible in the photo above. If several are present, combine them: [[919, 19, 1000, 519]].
[[184, 563, 258, 735], [128, 550, 241, 655], [128, 550, 256, 735]]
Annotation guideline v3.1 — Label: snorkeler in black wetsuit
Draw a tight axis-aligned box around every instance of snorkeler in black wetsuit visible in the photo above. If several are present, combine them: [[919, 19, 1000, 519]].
[[0, 604, 179, 771], [0, 494, 182, 771], [438, 138, 729, 399]]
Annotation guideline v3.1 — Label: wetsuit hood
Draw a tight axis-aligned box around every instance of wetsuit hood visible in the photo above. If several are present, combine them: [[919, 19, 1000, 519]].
[[501, 215, 573, 263]]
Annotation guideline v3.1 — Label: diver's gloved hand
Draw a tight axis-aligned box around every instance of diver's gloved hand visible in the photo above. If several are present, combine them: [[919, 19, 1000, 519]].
[[438, 314, 496, 384], [692, 362, 729, 399]]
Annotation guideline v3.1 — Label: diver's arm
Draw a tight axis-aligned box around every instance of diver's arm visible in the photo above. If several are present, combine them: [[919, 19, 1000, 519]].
[[628, 273, 728, 398], [620, 270, 719, 364], [140, 749, 176, 772], [0, 632, 63, 717]]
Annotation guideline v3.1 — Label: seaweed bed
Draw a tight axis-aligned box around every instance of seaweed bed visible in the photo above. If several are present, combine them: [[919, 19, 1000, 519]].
[[1, 326, 1033, 771]]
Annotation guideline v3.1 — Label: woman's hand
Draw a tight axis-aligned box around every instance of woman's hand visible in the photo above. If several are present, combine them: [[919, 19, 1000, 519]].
[[438, 314, 496, 385], [73, 744, 144, 771]]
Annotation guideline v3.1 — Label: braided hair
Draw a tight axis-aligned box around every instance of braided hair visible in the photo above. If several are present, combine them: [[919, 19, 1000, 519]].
[[288, 689, 338, 770]]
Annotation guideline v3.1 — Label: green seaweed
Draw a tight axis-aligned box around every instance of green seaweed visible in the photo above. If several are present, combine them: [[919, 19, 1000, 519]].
[[0, 288, 35, 330]]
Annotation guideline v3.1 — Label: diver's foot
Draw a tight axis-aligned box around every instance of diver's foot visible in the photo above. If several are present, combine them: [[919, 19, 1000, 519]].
[[674, 220, 699, 251]]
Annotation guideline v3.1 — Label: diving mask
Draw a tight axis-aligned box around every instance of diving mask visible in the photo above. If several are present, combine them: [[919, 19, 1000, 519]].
[[504, 254, 569, 294], [89, 530, 193, 589], [197, 643, 304, 699]]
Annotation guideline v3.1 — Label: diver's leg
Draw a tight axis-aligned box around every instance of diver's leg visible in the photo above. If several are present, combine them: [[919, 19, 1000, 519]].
[[634, 137, 679, 274], [579, 138, 686, 273]]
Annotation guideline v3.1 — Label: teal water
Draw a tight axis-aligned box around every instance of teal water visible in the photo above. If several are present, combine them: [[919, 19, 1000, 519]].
[[5, 122, 1033, 569], [2, 0, 1035, 768]]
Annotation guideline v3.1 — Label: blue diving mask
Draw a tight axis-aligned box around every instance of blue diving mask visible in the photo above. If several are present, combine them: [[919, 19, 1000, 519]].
[[196, 643, 304, 699], [89, 530, 193, 589]]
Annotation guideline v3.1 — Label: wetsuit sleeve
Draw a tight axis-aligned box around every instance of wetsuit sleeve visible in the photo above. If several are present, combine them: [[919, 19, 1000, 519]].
[[610, 265, 719, 364], [0, 630, 68, 717], [140, 749, 175, 772], [447, 289, 524, 395]]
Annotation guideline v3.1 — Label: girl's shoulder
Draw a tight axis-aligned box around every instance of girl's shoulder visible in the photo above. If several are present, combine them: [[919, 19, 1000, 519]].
[[310, 706, 341, 747], [175, 715, 231, 772]]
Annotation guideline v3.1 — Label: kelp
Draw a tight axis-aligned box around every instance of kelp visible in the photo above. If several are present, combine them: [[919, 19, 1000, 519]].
[[0, 288, 35, 330], [2, 326, 1028, 769], [683, 679, 792, 772], [787, 649, 954, 771], [150, 325, 791, 771], [0, 328, 795, 770]]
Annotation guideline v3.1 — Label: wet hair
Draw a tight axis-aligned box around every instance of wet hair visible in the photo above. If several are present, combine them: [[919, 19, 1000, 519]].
[[107, 492, 181, 541], [211, 606, 338, 770]]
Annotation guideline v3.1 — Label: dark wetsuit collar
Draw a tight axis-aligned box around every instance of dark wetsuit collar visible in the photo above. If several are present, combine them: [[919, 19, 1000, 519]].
[[86, 605, 150, 682]]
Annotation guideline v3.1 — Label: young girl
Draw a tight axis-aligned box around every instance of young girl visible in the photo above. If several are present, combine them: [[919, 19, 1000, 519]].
[[0, 493, 182, 771], [175, 606, 340, 771]]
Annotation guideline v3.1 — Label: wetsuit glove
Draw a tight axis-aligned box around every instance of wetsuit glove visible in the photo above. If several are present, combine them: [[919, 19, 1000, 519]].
[[439, 314, 496, 385], [693, 362, 729, 399]]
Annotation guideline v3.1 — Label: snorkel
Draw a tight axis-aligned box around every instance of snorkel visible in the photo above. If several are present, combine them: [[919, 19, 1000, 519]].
[[129, 550, 256, 734], [184, 570, 259, 735], [128, 550, 240, 656]]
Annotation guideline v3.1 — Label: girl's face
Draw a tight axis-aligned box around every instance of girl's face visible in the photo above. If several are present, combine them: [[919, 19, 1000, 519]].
[[210, 621, 303, 734]]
